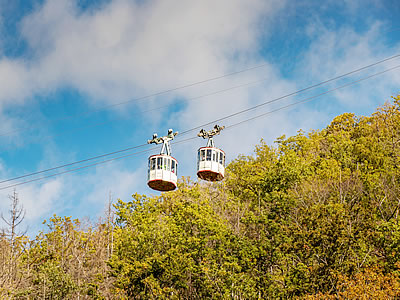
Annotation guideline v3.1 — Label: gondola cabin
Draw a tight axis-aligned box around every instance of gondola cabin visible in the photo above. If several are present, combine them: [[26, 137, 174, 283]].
[[197, 125, 226, 182], [197, 147, 225, 181], [147, 129, 179, 192], [148, 154, 178, 191]]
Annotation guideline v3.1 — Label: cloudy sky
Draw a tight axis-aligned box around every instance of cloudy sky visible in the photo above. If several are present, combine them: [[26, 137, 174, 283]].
[[0, 0, 399, 234]]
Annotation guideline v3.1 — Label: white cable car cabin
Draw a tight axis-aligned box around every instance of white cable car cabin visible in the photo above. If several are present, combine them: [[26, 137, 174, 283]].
[[147, 129, 178, 192], [197, 125, 225, 182], [148, 154, 178, 191]]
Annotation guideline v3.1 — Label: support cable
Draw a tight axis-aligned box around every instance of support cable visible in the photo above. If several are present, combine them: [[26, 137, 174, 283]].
[[224, 64, 400, 130], [0, 63, 271, 137], [0, 137, 197, 191], [179, 56, 400, 136], [6, 53, 400, 142], [0, 60, 399, 188]]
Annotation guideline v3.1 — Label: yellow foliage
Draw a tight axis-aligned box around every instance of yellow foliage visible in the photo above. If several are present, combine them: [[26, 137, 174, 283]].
[[304, 266, 400, 299]]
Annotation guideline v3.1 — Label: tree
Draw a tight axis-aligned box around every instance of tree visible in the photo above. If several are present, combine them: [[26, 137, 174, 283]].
[[2, 95, 400, 298], [0, 189, 27, 296]]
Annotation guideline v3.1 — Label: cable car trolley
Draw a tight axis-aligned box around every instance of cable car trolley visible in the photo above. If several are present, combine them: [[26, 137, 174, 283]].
[[147, 129, 178, 191], [197, 125, 225, 182]]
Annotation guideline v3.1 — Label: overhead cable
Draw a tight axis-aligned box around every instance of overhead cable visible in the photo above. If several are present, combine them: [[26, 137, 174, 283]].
[[0, 137, 197, 191], [0, 63, 271, 137], [224, 64, 400, 130], [179, 54, 400, 136], [0, 143, 149, 184], [19, 77, 270, 144], [0, 63, 398, 190], [6, 53, 400, 142], [1, 58, 399, 186]]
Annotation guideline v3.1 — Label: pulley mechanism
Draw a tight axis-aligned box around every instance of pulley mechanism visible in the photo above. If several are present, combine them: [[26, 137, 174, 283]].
[[197, 125, 225, 148], [148, 129, 178, 155]]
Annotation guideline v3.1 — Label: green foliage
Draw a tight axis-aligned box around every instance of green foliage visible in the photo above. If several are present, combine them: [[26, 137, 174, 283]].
[[109, 188, 257, 298], [9, 215, 115, 299], [31, 260, 77, 299], [107, 95, 400, 297], [3, 95, 400, 298]]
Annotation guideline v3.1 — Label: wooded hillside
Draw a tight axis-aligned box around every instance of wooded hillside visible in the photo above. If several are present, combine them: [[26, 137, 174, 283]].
[[1, 96, 400, 299]]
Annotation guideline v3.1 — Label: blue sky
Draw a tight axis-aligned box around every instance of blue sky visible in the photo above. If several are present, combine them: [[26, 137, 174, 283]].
[[0, 0, 399, 235]]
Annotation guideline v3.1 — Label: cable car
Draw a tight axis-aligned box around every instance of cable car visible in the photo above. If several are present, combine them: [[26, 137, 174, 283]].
[[197, 125, 225, 181], [147, 129, 178, 191]]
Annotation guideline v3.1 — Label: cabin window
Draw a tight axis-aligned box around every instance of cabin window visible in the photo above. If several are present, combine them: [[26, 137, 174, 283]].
[[171, 160, 175, 173], [219, 152, 223, 165], [222, 154, 225, 166], [157, 157, 162, 169], [150, 158, 156, 170], [212, 151, 216, 162], [200, 149, 205, 161], [162, 157, 166, 170], [167, 158, 171, 171], [206, 149, 211, 161]]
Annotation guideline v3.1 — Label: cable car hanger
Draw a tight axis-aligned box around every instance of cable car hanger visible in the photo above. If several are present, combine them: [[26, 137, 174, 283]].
[[147, 129, 178, 155], [198, 125, 225, 147]]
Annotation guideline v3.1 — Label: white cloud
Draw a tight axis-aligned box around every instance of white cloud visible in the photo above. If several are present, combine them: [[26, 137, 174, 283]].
[[0, 0, 283, 104], [83, 162, 146, 203], [0, 0, 294, 168], [0, 0, 396, 134], [295, 21, 400, 117], [0, 178, 63, 224], [0, 0, 400, 233], [0, 0, 290, 145], [0, 159, 145, 234]]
